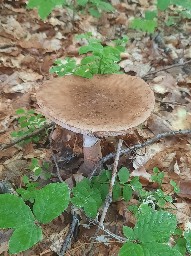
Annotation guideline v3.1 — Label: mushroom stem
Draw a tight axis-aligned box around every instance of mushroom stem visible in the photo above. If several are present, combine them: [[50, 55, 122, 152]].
[[82, 134, 102, 175]]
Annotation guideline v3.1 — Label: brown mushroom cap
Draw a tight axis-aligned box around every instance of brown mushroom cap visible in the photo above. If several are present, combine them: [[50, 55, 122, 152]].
[[36, 74, 155, 137]]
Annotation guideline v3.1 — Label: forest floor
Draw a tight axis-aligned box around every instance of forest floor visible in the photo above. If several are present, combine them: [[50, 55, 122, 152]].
[[0, 0, 191, 255]]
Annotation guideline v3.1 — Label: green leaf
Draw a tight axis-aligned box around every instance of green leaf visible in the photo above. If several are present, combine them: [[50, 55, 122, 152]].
[[157, 0, 171, 10], [77, 0, 89, 6], [71, 178, 102, 218], [170, 180, 180, 193], [118, 167, 130, 184], [79, 43, 103, 54], [119, 242, 144, 256], [130, 18, 157, 33], [16, 108, 25, 115], [33, 183, 70, 224], [123, 184, 133, 202], [0, 194, 34, 228], [89, 8, 101, 18], [9, 223, 42, 254], [123, 226, 135, 240], [134, 210, 177, 243], [130, 177, 142, 192], [174, 238, 187, 255], [184, 231, 191, 253], [145, 10, 157, 20], [27, 0, 66, 19], [113, 182, 122, 201], [142, 242, 182, 256]]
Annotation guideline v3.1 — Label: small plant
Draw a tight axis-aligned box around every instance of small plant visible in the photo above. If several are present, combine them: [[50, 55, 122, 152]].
[[119, 205, 182, 256], [151, 166, 164, 186], [16, 159, 51, 202], [29, 158, 51, 180], [50, 33, 128, 78], [11, 109, 47, 144], [0, 183, 70, 254], [130, 10, 158, 33], [27, 0, 114, 20]]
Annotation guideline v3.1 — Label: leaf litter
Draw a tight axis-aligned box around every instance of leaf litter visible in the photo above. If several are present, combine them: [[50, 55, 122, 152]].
[[0, 0, 191, 255]]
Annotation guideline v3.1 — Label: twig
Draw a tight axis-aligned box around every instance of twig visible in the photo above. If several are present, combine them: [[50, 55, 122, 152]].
[[143, 59, 191, 78], [59, 208, 80, 256], [99, 139, 123, 227], [91, 129, 191, 177], [0, 122, 53, 150], [52, 154, 64, 183]]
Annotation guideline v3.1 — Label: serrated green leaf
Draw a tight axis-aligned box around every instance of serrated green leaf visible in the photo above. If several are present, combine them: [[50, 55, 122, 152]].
[[118, 167, 130, 184], [130, 18, 157, 33], [89, 8, 101, 18], [134, 210, 177, 243], [145, 10, 157, 20], [71, 178, 102, 218], [123, 226, 135, 240], [79, 43, 103, 54], [157, 0, 171, 10], [113, 182, 122, 201], [77, 0, 89, 6], [130, 177, 142, 192], [16, 108, 25, 115], [33, 183, 70, 224], [27, 0, 66, 19], [9, 223, 42, 254], [174, 238, 187, 255], [0, 194, 34, 228], [119, 242, 144, 256], [142, 242, 182, 256], [184, 231, 191, 253], [123, 184, 133, 201]]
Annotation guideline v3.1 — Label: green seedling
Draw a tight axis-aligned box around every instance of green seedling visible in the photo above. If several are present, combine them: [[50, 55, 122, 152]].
[[11, 109, 46, 144], [0, 183, 70, 254], [151, 167, 164, 186], [27, 0, 114, 20], [50, 33, 128, 78], [120, 206, 182, 256]]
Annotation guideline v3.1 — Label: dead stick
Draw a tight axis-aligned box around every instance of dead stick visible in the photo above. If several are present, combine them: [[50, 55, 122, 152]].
[[144, 59, 191, 77], [90, 129, 191, 177], [99, 139, 123, 227], [0, 122, 53, 150]]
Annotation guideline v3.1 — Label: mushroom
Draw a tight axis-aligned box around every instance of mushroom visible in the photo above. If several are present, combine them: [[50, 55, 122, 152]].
[[36, 74, 155, 175]]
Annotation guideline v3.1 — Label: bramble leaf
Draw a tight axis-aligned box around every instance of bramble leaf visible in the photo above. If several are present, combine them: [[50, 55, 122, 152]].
[[27, 0, 66, 19], [71, 178, 102, 218], [184, 231, 191, 253], [157, 0, 171, 11], [0, 194, 34, 228], [9, 223, 42, 254], [142, 242, 182, 256], [118, 167, 130, 184], [123, 184, 133, 201], [119, 242, 144, 256], [134, 210, 177, 243], [33, 183, 70, 224]]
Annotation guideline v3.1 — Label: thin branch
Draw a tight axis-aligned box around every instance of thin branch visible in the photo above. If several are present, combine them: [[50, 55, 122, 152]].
[[59, 208, 80, 256], [0, 122, 53, 150], [99, 139, 123, 227], [91, 129, 191, 177], [52, 154, 65, 183], [143, 59, 191, 78]]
